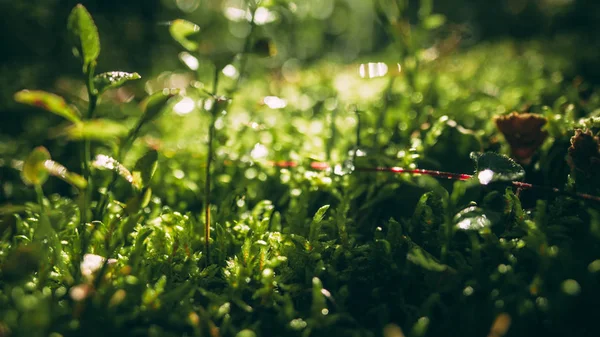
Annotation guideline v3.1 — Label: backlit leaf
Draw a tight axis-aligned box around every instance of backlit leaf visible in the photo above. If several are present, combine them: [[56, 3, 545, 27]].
[[43, 160, 87, 190], [59, 119, 128, 141], [132, 150, 159, 188], [21, 147, 51, 186], [422, 14, 446, 30], [67, 4, 100, 73], [94, 71, 141, 95], [309, 205, 330, 243], [92, 154, 137, 188], [470, 152, 525, 185], [14, 90, 81, 124], [139, 89, 180, 125], [169, 19, 201, 51]]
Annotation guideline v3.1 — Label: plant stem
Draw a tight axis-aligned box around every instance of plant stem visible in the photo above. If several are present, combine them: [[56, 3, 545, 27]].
[[230, 10, 256, 97], [35, 185, 45, 214], [204, 66, 220, 265], [76, 64, 97, 282], [327, 108, 336, 161], [373, 77, 396, 147]]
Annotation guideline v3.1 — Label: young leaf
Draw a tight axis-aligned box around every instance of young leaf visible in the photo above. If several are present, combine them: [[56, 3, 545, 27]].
[[132, 150, 158, 188], [311, 277, 327, 317], [14, 90, 81, 124], [169, 19, 201, 51], [21, 147, 51, 186], [138, 89, 180, 125], [407, 245, 449, 272], [58, 119, 128, 141], [43, 160, 87, 190], [125, 187, 152, 215], [93, 71, 141, 95], [67, 4, 101, 73], [92, 154, 137, 188], [470, 152, 525, 185], [309, 205, 330, 243]]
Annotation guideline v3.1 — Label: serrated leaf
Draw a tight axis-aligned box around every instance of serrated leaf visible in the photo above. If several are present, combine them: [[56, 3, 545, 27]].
[[454, 206, 492, 231], [470, 152, 525, 184], [139, 89, 180, 124], [406, 241, 450, 272], [309, 205, 330, 243], [92, 154, 137, 188], [22, 147, 51, 186], [169, 19, 201, 51], [93, 71, 141, 95], [312, 205, 330, 223], [43, 160, 87, 190], [67, 4, 100, 73], [132, 150, 158, 188], [14, 90, 81, 124], [59, 119, 128, 141]]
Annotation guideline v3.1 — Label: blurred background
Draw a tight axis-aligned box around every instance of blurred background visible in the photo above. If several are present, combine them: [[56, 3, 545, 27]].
[[1, 0, 599, 138]]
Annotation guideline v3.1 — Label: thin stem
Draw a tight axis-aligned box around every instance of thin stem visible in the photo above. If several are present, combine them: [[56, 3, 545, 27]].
[[230, 11, 256, 97], [326, 109, 337, 161], [204, 66, 220, 265], [76, 63, 97, 282], [35, 185, 45, 214], [373, 77, 396, 147], [355, 109, 361, 150]]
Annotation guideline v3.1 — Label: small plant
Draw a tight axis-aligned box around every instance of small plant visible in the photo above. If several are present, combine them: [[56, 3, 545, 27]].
[[11, 4, 176, 284]]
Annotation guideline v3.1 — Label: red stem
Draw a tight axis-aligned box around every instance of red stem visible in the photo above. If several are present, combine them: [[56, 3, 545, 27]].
[[269, 160, 600, 203]]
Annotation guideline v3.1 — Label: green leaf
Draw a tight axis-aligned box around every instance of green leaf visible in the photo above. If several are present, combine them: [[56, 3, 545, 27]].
[[470, 152, 525, 185], [138, 89, 180, 125], [14, 90, 81, 124], [0, 245, 42, 283], [0, 204, 28, 215], [22, 147, 51, 186], [309, 205, 330, 243], [58, 119, 128, 141], [92, 154, 137, 188], [410, 317, 431, 337], [43, 160, 87, 190], [125, 187, 152, 215], [312, 204, 330, 223], [67, 4, 100, 73], [377, 0, 402, 24], [93, 71, 141, 95], [454, 206, 492, 231], [422, 14, 446, 30], [406, 239, 451, 273], [132, 150, 158, 188], [310, 277, 327, 317], [169, 19, 201, 51]]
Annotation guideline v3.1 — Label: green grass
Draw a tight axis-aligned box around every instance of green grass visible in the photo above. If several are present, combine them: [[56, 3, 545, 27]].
[[1, 3, 600, 337]]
